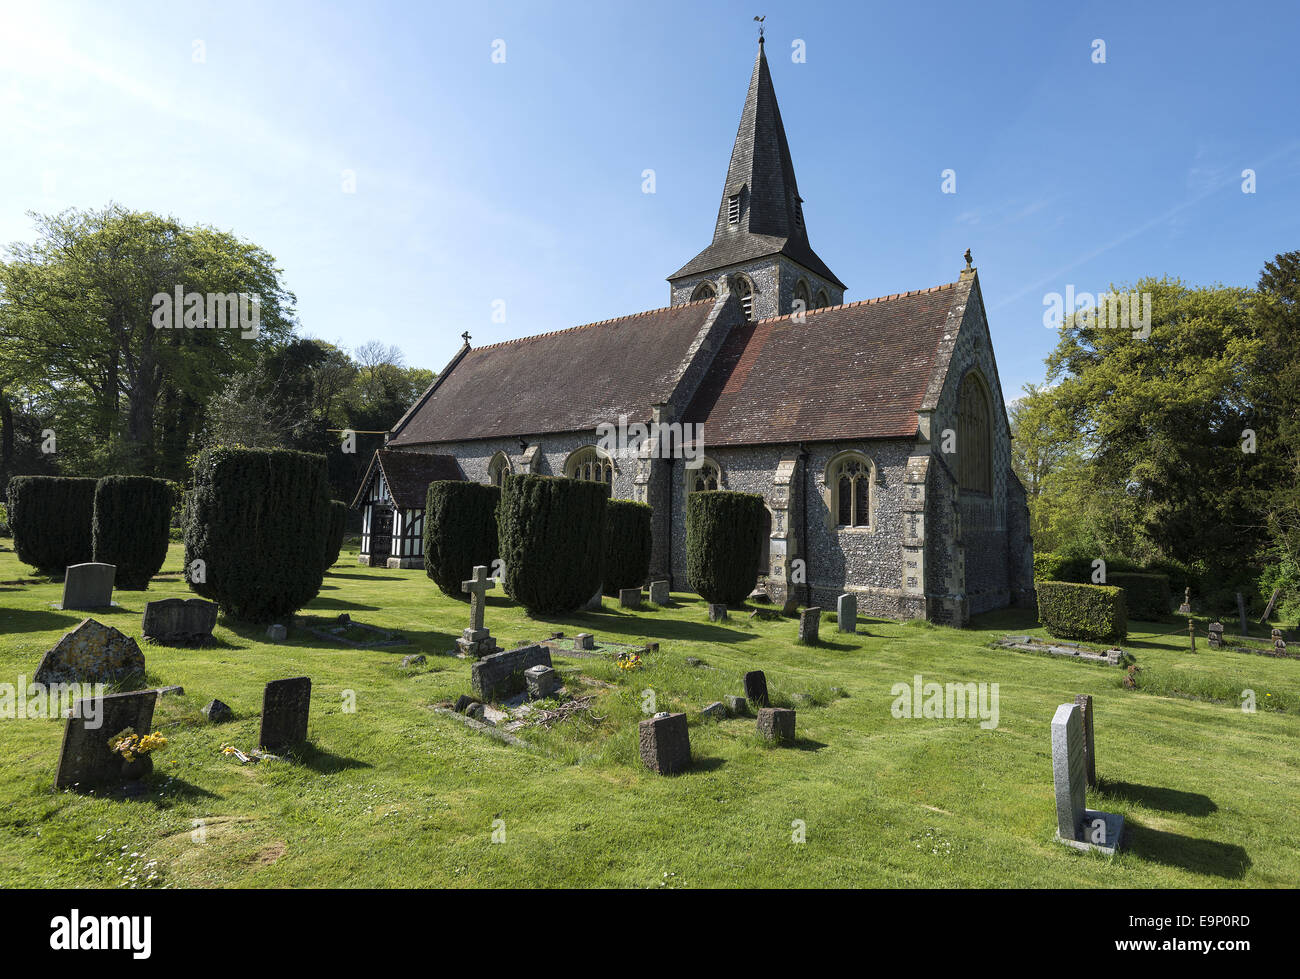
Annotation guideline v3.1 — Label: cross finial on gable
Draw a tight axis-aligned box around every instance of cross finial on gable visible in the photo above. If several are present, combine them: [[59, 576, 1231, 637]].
[[960, 248, 977, 281], [461, 331, 471, 346]]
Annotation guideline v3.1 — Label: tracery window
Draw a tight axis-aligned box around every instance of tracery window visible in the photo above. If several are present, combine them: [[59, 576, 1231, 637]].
[[691, 280, 717, 302], [830, 453, 872, 528], [686, 459, 721, 494], [488, 452, 512, 487], [565, 446, 613, 486]]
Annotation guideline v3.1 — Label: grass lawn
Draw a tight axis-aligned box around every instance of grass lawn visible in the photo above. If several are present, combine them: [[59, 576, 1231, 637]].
[[1, 541, 1297, 888]]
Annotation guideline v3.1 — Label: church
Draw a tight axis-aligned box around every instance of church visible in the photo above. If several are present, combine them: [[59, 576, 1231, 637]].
[[355, 37, 1034, 625]]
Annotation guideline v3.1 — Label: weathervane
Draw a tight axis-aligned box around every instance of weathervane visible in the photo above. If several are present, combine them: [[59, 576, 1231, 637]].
[[754, 15, 765, 43]]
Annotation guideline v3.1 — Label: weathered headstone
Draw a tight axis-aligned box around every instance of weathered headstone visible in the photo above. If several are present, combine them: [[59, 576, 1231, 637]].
[[1073, 694, 1097, 789], [619, 587, 641, 609], [201, 698, 233, 723], [55, 688, 158, 790], [649, 579, 670, 605], [34, 618, 145, 687], [1273, 628, 1287, 654], [700, 701, 726, 721], [574, 632, 595, 650], [471, 644, 552, 702], [1207, 621, 1225, 648], [524, 664, 558, 700], [798, 607, 822, 644], [458, 565, 503, 658], [142, 598, 219, 645], [258, 677, 311, 753], [638, 712, 690, 774], [1051, 702, 1123, 853], [757, 707, 796, 744], [266, 624, 287, 642], [708, 603, 728, 622], [60, 563, 116, 611], [724, 694, 747, 716], [743, 670, 770, 708], [837, 593, 857, 633]]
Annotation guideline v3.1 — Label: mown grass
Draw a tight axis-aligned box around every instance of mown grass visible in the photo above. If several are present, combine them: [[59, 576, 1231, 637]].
[[0, 541, 1297, 888]]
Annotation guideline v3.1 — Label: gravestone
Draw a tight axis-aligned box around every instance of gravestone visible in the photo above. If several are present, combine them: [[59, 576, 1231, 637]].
[[1073, 694, 1097, 789], [700, 701, 726, 721], [708, 603, 728, 622], [55, 688, 158, 790], [743, 670, 770, 708], [60, 563, 116, 611], [258, 677, 311, 753], [1207, 621, 1224, 648], [724, 694, 747, 715], [524, 664, 558, 700], [649, 579, 670, 605], [638, 712, 690, 775], [266, 624, 287, 642], [202, 699, 233, 723], [471, 644, 552, 702], [837, 593, 857, 633], [1051, 702, 1123, 854], [458, 566, 503, 658], [34, 618, 145, 687], [583, 586, 603, 610], [1273, 628, 1287, 654], [798, 607, 822, 644], [1177, 587, 1192, 615], [757, 706, 796, 744], [141, 598, 219, 645], [574, 633, 595, 650], [619, 587, 641, 609]]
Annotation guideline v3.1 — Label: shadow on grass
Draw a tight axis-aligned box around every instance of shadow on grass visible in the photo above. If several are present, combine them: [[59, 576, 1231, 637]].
[[0, 607, 82, 633], [293, 743, 372, 774], [142, 777, 220, 805], [1123, 820, 1250, 879], [684, 756, 726, 773], [305, 597, 381, 612], [1095, 779, 1218, 817], [324, 571, 401, 583], [790, 737, 829, 752]]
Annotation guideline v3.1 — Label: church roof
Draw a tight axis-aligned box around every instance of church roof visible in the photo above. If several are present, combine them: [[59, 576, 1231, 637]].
[[350, 448, 464, 509], [386, 300, 720, 446], [682, 278, 972, 446], [669, 39, 845, 289]]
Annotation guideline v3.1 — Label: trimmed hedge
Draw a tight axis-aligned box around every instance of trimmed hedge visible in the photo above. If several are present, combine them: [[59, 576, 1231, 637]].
[[603, 499, 652, 596], [498, 474, 606, 615], [1036, 580, 1128, 643], [92, 476, 174, 589], [423, 481, 500, 599], [184, 447, 330, 622], [6, 475, 97, 573], [322, 500, 348, 573], [685, 490, 765, 606], [1108, 571, 1172, 622]]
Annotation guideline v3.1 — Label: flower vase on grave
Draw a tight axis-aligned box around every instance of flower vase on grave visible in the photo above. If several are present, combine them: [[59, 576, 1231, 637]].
[[120, 754, 153, 794]]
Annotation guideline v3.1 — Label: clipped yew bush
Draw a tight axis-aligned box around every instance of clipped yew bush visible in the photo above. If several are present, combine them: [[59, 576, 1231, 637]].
[[1108, 572, 1172, 622], [603, 499, 652, 596], [423, 480, 500, 599], [498, 474, 606, 615], [92, 475, 174, 589], [184, 447, 330, 622], [322, 500, 348, 573], [686, 490, 765, 606], [5, 475, 97, 573], [1036, 580, 1128, 643]]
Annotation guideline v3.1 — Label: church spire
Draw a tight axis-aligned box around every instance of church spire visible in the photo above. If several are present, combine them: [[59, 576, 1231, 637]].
[[669, 34, 845, 314]]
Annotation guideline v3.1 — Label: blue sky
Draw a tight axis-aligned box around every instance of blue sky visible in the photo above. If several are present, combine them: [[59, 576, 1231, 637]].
[[2, 0, 1297, 402]]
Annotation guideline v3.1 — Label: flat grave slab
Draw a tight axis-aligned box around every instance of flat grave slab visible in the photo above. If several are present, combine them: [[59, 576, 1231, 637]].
[[996, 636, 1128, 666]]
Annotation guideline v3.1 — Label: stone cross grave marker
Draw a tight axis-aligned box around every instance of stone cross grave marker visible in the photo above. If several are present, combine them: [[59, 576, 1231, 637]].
[[258, 677, 311, 753], [837, 593, 857, 633], [55, 688, 158, 790], [60, 563, 116, 611], [458, 565, 502, 657], [1051, 702, 1123, 854]]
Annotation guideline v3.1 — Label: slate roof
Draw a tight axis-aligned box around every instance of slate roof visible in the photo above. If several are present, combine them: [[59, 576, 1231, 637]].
[[681, 279, 971, 446], [387, 300, 719, 446], [350, 449, 464, 509], [669, 39, 844, 289]]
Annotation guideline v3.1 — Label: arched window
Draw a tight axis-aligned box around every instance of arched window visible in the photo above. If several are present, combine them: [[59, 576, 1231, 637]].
[[728, 274, 755, 322], [691, 280, 717, 302], [958, 372, 992, 495], [793, 279, 811, 315], [815, 289, 830, 309], [686, 458, 721, 494], [488, 452, 512, 487], [565, 446, 614, 487], [829, 453, 872, 528]]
